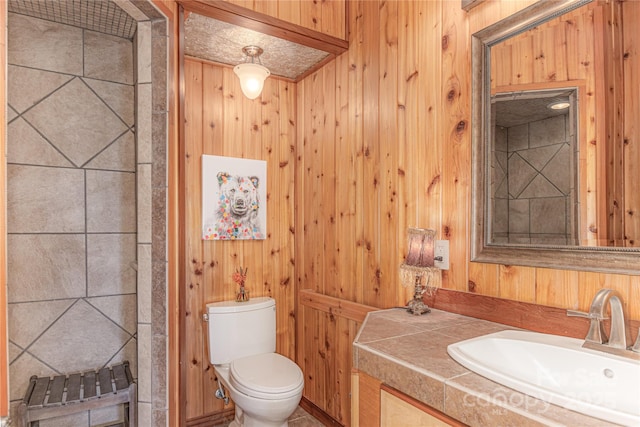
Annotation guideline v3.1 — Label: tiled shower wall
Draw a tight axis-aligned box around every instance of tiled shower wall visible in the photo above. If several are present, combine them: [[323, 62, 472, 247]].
[[7, 11, 137, 425], [6, 1, 169, 425], [492, 114, 575, 245]]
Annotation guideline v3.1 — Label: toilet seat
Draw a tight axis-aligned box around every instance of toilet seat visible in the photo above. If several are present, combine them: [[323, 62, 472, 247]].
[[230, 353, 304, 400]]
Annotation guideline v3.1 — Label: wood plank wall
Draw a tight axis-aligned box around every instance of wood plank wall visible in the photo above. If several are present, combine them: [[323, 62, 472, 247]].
[[182, 58, 297, 421], [294, 0, 640, 424], [180, 0, 640, 424], [222, 0, 346, 40]]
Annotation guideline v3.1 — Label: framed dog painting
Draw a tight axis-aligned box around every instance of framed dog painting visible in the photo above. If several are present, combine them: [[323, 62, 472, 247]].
[[202, 155, 267, 240]]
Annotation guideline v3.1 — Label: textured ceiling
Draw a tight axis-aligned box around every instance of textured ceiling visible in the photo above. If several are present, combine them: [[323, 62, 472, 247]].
[[494, 95, 570, 128], [7, 0, 138, 39], [183, 13, 331, 80]]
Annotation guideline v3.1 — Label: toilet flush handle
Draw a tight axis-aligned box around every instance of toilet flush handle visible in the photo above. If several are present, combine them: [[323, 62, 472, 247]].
[[203, 313, 209, 322]]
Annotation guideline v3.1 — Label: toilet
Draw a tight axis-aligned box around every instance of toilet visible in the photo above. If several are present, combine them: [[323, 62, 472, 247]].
[[206, 297, 304, 427]]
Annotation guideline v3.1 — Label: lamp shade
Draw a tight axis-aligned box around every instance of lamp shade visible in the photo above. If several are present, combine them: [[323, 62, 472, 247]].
[[233, 63, 271, 100], [404, 228, 435, 267]]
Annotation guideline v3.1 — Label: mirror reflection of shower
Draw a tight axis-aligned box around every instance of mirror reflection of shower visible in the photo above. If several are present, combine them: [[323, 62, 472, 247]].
[[489, 88, 579, 246]]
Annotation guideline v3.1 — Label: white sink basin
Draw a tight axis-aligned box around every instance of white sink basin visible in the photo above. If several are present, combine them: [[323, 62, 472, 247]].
[[447, 330, 640, 426]]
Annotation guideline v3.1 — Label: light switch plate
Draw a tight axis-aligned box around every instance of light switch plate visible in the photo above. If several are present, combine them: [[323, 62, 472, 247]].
[[434, 240, 449, 270]]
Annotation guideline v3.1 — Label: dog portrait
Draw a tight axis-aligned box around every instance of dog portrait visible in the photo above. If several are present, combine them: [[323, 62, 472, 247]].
[[202, 155, 267, 240]]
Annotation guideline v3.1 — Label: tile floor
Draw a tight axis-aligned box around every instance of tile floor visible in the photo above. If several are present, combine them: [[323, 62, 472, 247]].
[[214, 406, 325, 427]]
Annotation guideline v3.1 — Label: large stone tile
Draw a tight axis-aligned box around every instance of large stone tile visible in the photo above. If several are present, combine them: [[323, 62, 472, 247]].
[[9, 351, 53, 401], [519, 174, 563, 198], [8, 13, 83, 75], [138, 402, 152, 426], [84, 30, 134, 85], [137, 83, 153, 163], [507, 123, 529, 151], [87, 233, 137, 296], [7, 106, 18, 123], [8, 65, 73, 114], [138, 164, 152, 243], [8, 118, 73, 167], [8, 300, 74, 348], [137, 21, 152, 84], [541, 143, 572, 194], [8, 342, 21, 364], [84, 78, 135, 127], [87, 294, 137, 334], [138, 324, 152, 402], [84, 130, 136, 172], [23, 78, 128, 167], [86, 170, 136, 232], [508, 199, 530, 234], [29, 300, 130, 373], [7, 165, 84, 233], [530, 197, 567, 234], [8, 234, 86, 303], [530, 114, 567, 147], [507, 153, 536, 198], [112, 337, 138, 379]]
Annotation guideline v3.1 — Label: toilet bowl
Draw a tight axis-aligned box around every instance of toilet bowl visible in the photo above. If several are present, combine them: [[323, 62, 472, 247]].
[[214, 353, 304, 427], [206, 297, 305, 427]]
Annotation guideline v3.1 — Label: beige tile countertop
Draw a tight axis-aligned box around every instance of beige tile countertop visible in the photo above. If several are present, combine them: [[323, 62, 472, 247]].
[[353, 308, 622, 427]]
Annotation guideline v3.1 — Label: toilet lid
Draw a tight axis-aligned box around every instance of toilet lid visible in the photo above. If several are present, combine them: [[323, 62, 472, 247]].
[[230, 353, 304, 400]]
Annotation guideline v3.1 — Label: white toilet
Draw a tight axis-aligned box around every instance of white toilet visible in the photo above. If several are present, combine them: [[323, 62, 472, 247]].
[[206, 297, 304, 427]]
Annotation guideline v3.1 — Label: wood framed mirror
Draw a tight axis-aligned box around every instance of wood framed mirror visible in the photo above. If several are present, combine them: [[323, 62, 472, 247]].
[[471, 0, 640, 274]]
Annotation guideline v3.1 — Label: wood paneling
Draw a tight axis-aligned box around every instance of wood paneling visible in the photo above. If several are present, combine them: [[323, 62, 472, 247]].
[[179, 0, 640, 424], [182, 58, 296, 422], [219, 0, 346, 40], [295, 0, 640, 423]]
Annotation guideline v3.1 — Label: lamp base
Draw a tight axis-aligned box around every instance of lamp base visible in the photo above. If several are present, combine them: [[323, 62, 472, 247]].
[[406, 298, 431, 316]]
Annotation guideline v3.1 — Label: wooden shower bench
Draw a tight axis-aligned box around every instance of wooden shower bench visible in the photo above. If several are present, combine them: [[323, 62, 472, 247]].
[[15, 361, 136, 427]]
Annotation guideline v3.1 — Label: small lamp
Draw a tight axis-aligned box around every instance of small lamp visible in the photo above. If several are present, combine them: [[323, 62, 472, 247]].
[[234, 46, 271, 100], [399, 228, 442, 315]]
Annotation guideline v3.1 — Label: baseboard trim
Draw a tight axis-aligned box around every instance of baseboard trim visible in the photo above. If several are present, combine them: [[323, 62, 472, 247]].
[[186, 408, 235, 427], [299, 397, 343, 426]]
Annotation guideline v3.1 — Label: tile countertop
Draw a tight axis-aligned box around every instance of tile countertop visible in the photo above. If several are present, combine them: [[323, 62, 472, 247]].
[[353, 308, 621, 427]]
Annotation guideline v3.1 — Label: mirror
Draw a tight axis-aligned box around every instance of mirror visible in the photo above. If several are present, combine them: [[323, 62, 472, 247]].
[[471, 0, 640, 274]]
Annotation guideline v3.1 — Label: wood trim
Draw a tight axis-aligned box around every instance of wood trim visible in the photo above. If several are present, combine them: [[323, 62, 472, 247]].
[[177, 4, 188, 427], [354, 371, 381, 427], [424, 288, 640, 340], [298, 289, 378, 323], [177, 0, 349, 55], [299, 397, 343, 427], [185, 408, 235, 426], [0, 0, 7, 419], [461, 0, 485, 12], [380, 385, 466, 427]]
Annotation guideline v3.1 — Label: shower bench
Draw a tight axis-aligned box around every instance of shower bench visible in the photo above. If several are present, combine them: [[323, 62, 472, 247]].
[[15, 361, 136, 427]]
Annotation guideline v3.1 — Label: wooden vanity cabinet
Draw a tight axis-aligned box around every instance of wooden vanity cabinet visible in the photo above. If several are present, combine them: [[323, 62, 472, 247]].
[[352, 371, 465, 427]]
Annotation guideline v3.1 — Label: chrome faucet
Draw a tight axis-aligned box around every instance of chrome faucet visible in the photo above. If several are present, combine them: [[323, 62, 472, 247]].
[[567, 288, 631, 352]]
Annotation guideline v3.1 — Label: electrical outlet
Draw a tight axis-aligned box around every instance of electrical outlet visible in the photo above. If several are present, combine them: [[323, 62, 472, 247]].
[[434, 240, 449, 270]]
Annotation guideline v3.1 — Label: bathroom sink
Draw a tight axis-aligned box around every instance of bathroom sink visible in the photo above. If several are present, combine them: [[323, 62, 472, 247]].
[[447, 330, 640, 426]]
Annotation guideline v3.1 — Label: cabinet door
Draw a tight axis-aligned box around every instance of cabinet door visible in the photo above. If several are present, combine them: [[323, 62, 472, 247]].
[[380, 389, 459, 427]]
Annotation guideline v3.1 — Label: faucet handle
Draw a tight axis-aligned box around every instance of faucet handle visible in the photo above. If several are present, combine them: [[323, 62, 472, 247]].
[[567, 309, 608, 344], [632, 328, 640, 353]]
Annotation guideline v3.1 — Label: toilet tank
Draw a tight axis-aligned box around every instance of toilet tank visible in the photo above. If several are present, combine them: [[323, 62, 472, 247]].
[[206, 297, 276, 365]]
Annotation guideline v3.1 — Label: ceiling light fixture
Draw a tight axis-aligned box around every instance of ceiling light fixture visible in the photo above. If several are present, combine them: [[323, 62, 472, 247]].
[[234, 46, 270, 100], [548, 100, 570, 110]]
